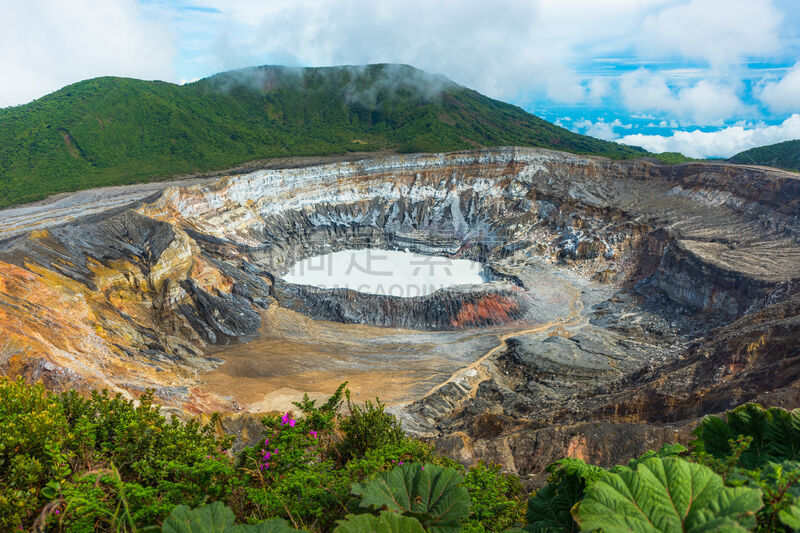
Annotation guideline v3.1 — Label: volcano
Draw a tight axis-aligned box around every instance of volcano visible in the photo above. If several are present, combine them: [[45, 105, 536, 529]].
[[1, 146, 799, 481]]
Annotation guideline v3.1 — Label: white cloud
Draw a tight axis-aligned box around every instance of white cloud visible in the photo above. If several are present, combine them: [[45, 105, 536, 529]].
[[619, 114, 800, 158], [0, 0, 176, 107], [639, 0, 782, 68], [758, 63, 800, 113], [177, 0, 794, 118], [586, 77, 612, 101], [619, 69, 746, 125], [1, 0, 797, 140], [185, 0, 788, 105], [573, 118, 631, 141], [190, 0, 683, 101]]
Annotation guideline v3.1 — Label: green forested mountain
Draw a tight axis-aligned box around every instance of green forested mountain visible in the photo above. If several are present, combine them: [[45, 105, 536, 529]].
[[0, 64, 649, 208], [728, 139, 800, 173]]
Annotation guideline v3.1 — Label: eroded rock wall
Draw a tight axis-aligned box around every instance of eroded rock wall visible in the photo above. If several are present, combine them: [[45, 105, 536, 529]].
[[1, 147, 799, 479]]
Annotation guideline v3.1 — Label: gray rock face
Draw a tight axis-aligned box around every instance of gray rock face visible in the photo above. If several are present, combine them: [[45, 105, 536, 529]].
[[1, 147, 799, 482], [272, 279, 530, 330]]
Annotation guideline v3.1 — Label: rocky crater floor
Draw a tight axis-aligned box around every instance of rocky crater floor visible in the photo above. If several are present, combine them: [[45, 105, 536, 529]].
[[1, 147, 799, 483]]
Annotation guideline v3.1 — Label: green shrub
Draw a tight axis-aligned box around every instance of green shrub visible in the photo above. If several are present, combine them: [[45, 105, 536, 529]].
[[233, 388, 352, 530], [338, 393, 405, 462], [462, 462, 526, 531], [59, 388, 232, 485], [0, 377, 232, 530], [346, 439, 460, 482], [0, 378, 70, 529], [233, 388, 465, 531], [727, 460, 800, 532]]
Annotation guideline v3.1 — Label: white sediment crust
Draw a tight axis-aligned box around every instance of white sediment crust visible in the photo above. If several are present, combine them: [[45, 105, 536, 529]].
[[282, 249, 487, 297]]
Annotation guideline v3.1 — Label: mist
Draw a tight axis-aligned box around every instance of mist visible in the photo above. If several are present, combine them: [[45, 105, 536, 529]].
[[196, 63, 457, 109]]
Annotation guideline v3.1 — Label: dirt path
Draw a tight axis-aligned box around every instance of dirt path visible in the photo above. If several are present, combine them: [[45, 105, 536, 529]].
[[421, 284, 584, 400]]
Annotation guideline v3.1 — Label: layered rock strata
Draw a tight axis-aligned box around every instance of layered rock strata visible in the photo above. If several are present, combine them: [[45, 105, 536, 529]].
[[1, 147, 799, 481], [272, 280, 531, 330]]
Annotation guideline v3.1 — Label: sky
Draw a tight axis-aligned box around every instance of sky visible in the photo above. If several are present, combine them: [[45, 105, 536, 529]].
[[2, 0, 800, 158]]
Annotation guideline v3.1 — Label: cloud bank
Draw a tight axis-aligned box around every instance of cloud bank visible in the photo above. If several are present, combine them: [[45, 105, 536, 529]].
[[192, 0, 800, 157], [618, 70, 747, 125], [0, 0, 175, 108], [758, 63, 800, 113], [638, 0, 782, 68], [618, 114, 800, 158], [2, 0, 799, 159]]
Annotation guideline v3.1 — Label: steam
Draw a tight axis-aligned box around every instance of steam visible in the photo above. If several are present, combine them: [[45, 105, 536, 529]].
[[196, 63, 457, 109], [198, 64, 304, 94], [339, 64, 456, 108]]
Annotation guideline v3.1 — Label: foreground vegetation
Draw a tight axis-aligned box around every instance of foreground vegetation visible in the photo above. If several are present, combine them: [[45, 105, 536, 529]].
[[0, 64, 654, 208], [3, 377, 800, 531], [0, 378, 525, 532]]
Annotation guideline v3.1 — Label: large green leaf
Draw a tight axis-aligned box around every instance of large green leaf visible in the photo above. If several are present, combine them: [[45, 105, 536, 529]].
[[764, 408, 800, 463], [525, 480, 582, 533], [574, 457, 762, 532], [525, 457, 606, 532], [691, 404, 800, 468], [228, 519, 303, 533], [779, 495, 800, 531], [162, 502, 236, 533], [617, 443, 688, 471], [333, 511, 426, 533], [352, 463, 471, 532], [161, 502, 301, 533], [525, 446, 686, 533]]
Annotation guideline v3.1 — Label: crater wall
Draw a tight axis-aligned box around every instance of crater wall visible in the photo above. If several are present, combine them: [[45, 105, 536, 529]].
[[1, 147, 799, 479]]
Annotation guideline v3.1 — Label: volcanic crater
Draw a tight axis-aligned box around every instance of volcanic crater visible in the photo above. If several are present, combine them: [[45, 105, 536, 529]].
[[2, 147, 799, 479]]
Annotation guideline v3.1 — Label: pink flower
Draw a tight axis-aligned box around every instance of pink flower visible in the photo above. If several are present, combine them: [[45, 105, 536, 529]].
[[309, 430, 318, 438], [281, 413, 290, 425], [399, 461, 404, 465], [289, 419, 296, 427]]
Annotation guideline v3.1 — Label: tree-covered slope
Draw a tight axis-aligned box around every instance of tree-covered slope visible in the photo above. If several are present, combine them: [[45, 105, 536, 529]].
[[0, 64, 647, 208], [728, 139, 800, 173]]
